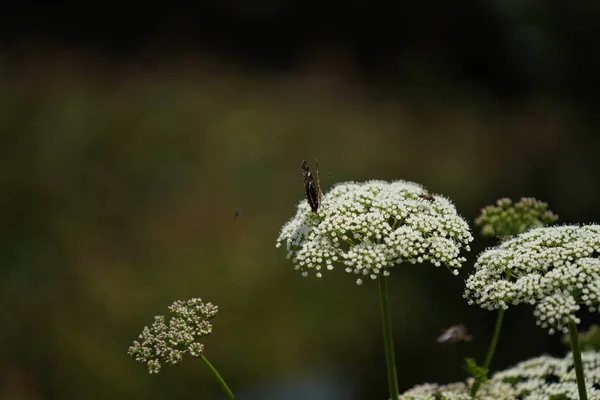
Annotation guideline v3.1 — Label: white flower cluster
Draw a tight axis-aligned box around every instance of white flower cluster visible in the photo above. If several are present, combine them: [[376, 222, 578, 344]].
[[464, 225, 600, 334], [491, 352, 600, 399], [399, 382, 473, 400], [400, 352, 600, 400], [276, 180, 473, 284], [475, 197, 559, 238], [399, 380, 516, 400], [128, 298, 218, 374]]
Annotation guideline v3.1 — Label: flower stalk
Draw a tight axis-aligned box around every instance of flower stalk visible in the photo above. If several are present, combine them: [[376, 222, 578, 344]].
[[568, 321, 588, 400], [201, 354, 235, 400], [470, 308, 504, 398], [379, 274, 399, 400]]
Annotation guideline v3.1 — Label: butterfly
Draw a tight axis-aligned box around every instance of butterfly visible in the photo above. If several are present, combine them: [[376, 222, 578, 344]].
[[301, 159, 323, 213]]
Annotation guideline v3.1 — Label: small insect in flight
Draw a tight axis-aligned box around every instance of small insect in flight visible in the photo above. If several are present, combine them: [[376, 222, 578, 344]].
[[419, 192, 435, 202], [301, 158, 323, 213], [234, 209, 243, 218], [437, 324, 472, 344]]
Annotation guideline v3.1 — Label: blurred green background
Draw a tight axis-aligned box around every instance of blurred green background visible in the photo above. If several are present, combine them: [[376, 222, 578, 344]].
[[2, 1, 600, 399]]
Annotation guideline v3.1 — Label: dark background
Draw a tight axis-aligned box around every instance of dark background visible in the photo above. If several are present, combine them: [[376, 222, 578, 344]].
[[2, 1, 600, 399]]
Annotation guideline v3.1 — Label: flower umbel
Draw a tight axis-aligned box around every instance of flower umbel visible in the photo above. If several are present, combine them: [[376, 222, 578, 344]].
[[470, 197, 559, 398], [400, 352, 600, 399], [128, 298, 218, 374], [276, 180, 473, 284], [475, 197, 559, 238], [464, 225, 600, 334], [492, 352, 600, 399], [400, 381, 518, 400]]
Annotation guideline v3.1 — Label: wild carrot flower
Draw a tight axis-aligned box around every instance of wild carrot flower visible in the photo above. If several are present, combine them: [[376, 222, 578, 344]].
[[128, 298, 218, 374], [469, 197, 560, 398], [400, 352, 600, 399], [464, 225, 600, 335], [492, 352, 600, 399], [475, 197, 559, 238], [399, 381, 515, 400], [276, 180, 473, 284]]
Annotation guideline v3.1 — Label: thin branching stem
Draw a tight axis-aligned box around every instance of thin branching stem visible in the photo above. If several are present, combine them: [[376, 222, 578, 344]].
[[201, 354, 235, 400], [568, 321, 588, 400], [379, 275, 399, 400], [470, 308, 505, 398]]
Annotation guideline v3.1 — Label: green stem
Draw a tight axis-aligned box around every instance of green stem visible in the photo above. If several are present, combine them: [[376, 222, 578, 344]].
[[568, 321, 588, 400], [201, 354, 235, 400], [470, 308, 505, 398], [379, 275, 399, 400]]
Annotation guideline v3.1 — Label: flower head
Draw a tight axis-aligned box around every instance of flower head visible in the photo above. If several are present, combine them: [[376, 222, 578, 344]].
[[400, 352, 600, 399], [475, 197, 559, 238], [492, 352, 600, 399], [128, 298, 218, 373], [399, 380, 516, 400], [464, 224, 600, 334], [276, 180, 473, 284]]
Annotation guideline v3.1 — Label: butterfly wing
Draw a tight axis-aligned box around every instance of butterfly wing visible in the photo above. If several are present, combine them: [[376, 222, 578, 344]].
[[315, 158, 323, 208], [302, 160, 320, 213]]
